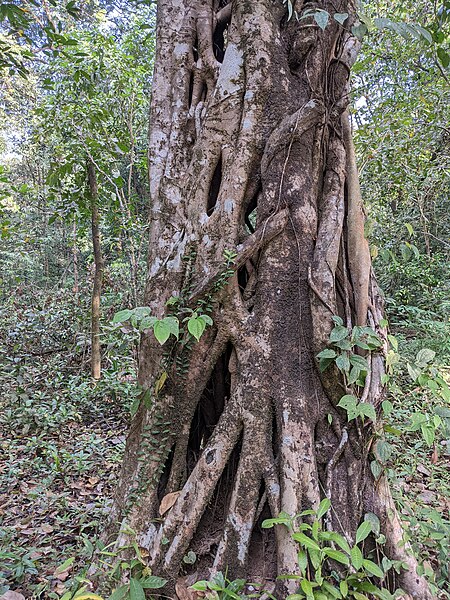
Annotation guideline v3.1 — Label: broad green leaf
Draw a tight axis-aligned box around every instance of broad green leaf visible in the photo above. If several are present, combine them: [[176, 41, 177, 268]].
[[153, 319, 171, 345], [337, 395, 357, 410], [140, 576, 168, 589], [314, 11, 329, 30], [199, 314, 213, 326], [364, 512, 380, 537], [334, 12, 348, 25], [362, 559, 384, 578], [340, 580, 348, 597], [187, 316, 206, 341], [358, 402, 376, 421], [375, 440, 392, 464], [407, 362, 421, 382], [323, 548, 350, 565], [162, 316, 179, 339], [300, 578, 314, 598], [351, 545, 363, 570], [112, 309, 133, 323], [421, 424, 435, 447], [321, 581, 342, 598], [349, 355, 369, 370], [140, 316, 157, 330], [297, 549, 308, 575], [108, 586, 129, 600], [330, 325, 349, 342], [317, 349, 337, 360], [335, 354, 350, 373], [416, 348, 435, 366], [356, 521, 372, 544], [134, 306, 151, 319], [190, 581, 208, 591], [316, 497, 331, 519], [129, 578, 146, 600], [292, 532, 320, 551]]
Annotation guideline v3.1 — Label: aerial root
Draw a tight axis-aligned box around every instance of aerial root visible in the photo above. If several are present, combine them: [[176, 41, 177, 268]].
[[145, 397, 243, 574], [213, 422, 264, 572]]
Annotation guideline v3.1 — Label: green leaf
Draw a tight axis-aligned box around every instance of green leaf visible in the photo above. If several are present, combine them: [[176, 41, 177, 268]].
[[356, 521, 372, 545], [140, 316, 157, 330], [292, 532, 320, 551], [317, 349, 337, 360], [153, 319, 171, 345], [352, 23, 368, 39], [297, 549, 308, 575], [112, 309, 133, 323], [359, 403, 376, 421], [407, 363, 421, 382], [129, 578, 146, 600], [421, 424, 435, 447], [437, 47, 450, 68], [362, 559, 384, 578], [351, 545, 363, 570], [108, 586, 129, 600], [333, 12, 348, 25], [364, 512, 380, 537], [337, 395, 357, 410], [323, 548, 350, 565], [314, 10, 329, 30], [134, 306, 151, 319], [140, 576, 168, 589], [330, 325, 349, 342], [187, 316, 206, 341], [375, 441, 392, 464], [300, 578, 314, 596], [414, 24, 432, 44], [316, 497, 331, 519], [322, 581, 342, 598], [262, 513, 292, 529], [349, 355, 369, 370], [381, 400, 393, 416], [335, 354, 350, 373], [340, 580, 348, 597], [190, 581, 208, 591], [199, 314, 213, 326], [162, 316, 179, 339], [415, 348, 435, 366], [319, 531, 350, 554]]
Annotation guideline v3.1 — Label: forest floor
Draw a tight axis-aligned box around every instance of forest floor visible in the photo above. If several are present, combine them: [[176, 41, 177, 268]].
[[0, 303, 449, 599]]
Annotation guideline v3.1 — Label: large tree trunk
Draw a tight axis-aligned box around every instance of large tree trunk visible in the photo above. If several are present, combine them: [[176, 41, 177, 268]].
[[106, 1, 432, 597]]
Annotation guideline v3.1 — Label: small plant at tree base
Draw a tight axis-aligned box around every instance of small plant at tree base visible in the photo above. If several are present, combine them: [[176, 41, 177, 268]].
[[262, 498, 407, 600], [191, 572, 274, 600]]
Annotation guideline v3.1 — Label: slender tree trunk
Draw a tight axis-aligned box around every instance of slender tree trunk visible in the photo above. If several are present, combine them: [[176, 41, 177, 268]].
[[72, 216, 79, 297], [88, 159, 104, 380], [106, 1, 432, 597]]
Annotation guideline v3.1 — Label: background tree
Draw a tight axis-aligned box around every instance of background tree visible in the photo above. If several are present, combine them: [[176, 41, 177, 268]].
[[105, 0, 434, 597]]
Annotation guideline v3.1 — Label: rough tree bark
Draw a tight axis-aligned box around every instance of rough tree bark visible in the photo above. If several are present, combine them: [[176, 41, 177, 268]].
[[105, 0, 433, 597], [88, 159, 104, 380]]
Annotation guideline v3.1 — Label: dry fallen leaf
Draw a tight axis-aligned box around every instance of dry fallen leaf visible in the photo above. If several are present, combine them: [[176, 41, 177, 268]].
[[175, 574, 203, 600], [159, 490, 181, 516], [0, 592, 26, 600]]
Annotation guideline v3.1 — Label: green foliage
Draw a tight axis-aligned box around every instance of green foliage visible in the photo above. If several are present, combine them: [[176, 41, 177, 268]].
[[261, 500, 404, 600]]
